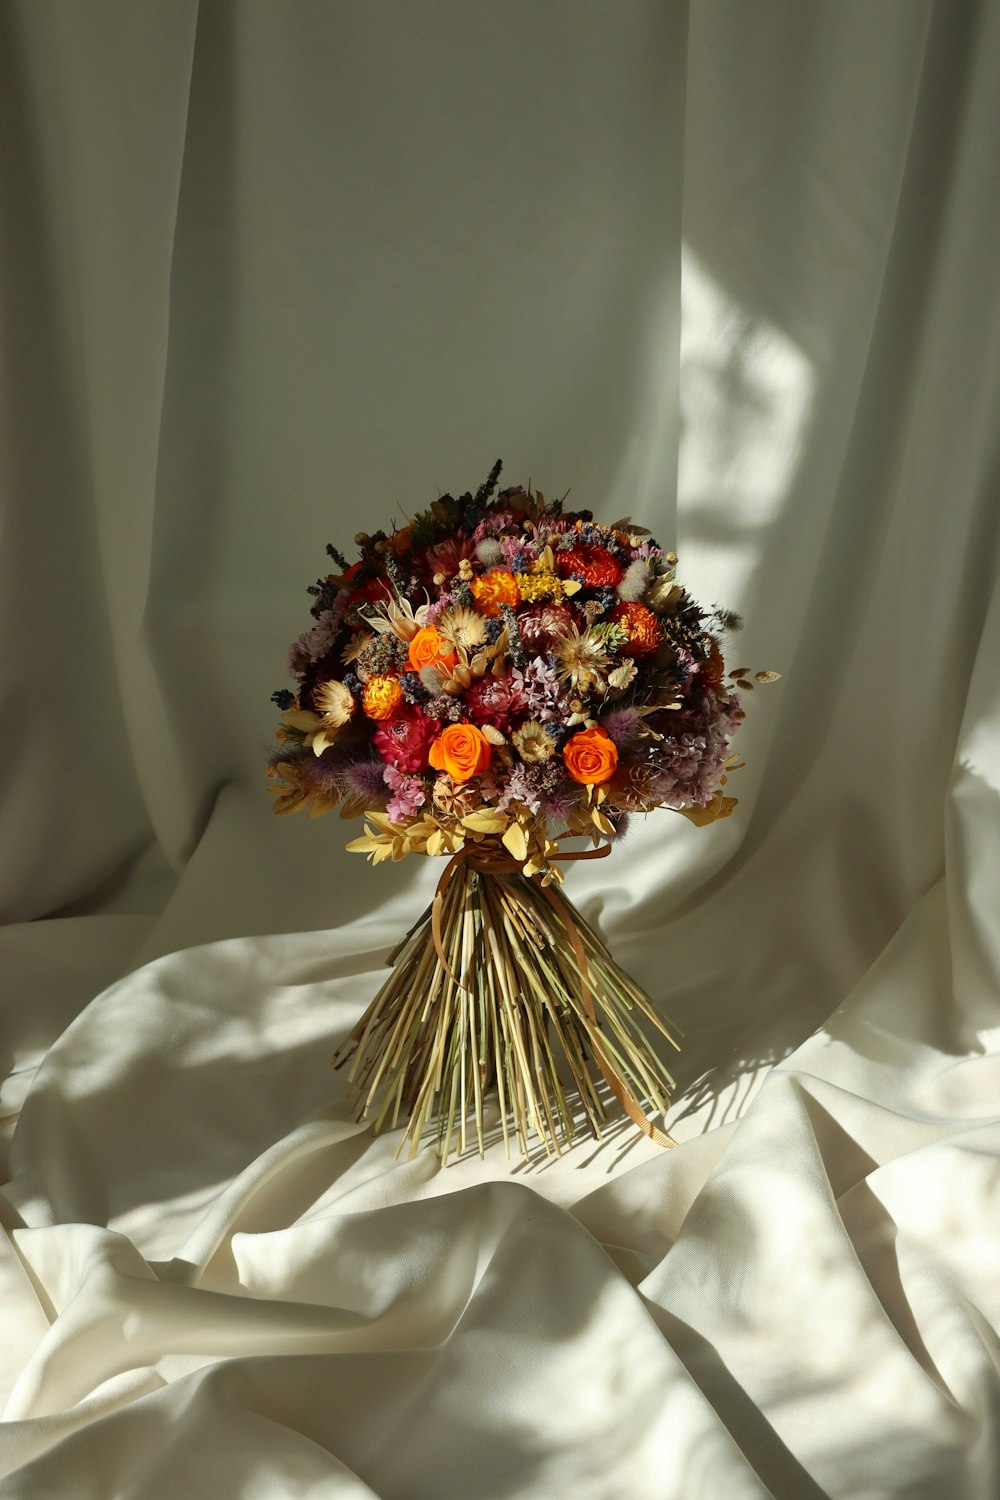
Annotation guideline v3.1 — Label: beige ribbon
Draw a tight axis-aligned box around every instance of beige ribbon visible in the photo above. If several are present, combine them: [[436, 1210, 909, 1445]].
[[428, 838, 675, 1150]]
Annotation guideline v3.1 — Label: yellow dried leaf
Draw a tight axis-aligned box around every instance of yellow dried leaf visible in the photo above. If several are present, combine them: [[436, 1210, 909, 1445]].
[[592, 809, 615, 836], [338, 795, 370, 820], [308, 796, 337, 819], [501, 821, 528, 862], [755, 670, 782, 683], [461, 809, 508, 834], [366, 811, 397, 833], [345, 834, 381, 853], [282, 709, 320, 733], [562, 579, 582, 596]]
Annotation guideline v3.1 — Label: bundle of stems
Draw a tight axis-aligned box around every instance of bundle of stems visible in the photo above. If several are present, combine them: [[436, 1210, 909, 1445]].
[[331, 851, 681, 1162]]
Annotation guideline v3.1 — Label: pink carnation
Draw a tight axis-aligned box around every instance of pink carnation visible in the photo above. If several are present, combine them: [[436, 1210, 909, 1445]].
[[373, 707, 437, 772]]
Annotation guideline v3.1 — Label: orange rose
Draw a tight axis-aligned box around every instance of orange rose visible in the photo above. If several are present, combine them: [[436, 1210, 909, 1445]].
[[407, 625, 458, 675], [428, 722, 493, 783], [562, 725, 619, 785]]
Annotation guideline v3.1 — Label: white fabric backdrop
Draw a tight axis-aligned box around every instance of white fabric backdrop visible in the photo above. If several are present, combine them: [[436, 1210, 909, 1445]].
[[2, 1, 1000, 1495]]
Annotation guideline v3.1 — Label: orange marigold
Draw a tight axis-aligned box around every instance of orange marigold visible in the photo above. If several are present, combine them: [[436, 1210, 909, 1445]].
[[470, 568, 521, 617], [362, 674, 404, 720], [609, 601, 662, 657]]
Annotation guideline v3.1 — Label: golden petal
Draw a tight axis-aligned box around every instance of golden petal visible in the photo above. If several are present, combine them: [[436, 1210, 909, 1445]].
[[501, 821, 528, 862]]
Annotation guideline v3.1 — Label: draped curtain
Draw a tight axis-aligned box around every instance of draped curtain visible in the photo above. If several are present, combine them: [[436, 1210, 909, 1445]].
[[2, 2, 999, 1495]]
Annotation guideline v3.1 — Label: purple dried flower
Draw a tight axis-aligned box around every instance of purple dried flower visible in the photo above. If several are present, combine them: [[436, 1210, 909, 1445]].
[[510, 657, 572, 723], [342, 757, 392, 804], [542, 781, 583, 825], [600, 707, 643, 749]]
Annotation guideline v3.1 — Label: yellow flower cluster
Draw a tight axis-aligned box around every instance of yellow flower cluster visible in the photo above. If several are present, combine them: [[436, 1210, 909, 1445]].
[[514, 570, 565, 603]]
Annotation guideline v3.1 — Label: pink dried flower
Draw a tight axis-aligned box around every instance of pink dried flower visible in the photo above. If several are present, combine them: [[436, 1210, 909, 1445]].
[[510, 657, 572, 723], [464, 670, 527, 730], [517, 603, 574, 655], [284, 609, 341, 676], [383, 765, 427, 822]]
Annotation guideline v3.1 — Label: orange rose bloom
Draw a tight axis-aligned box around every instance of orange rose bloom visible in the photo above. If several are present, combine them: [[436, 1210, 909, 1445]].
[[428, 722, 493, 783], [470, 569, 521, 617], [562, 725, 619, 785], [362, 675, 404, 720], [407, 625, 458, 675]]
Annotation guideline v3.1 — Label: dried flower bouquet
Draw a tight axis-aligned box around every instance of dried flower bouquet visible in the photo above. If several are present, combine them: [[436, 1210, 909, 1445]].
[[268, 462, 777, 1161]]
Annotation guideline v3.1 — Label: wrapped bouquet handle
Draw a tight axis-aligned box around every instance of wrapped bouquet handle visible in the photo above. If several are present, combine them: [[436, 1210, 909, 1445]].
[[268, 460, 779, 1161], [331, 835, 679, 1160]]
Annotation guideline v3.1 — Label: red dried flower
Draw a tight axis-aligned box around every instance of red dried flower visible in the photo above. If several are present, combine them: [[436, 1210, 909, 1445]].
[[556, 545, 624, 589]]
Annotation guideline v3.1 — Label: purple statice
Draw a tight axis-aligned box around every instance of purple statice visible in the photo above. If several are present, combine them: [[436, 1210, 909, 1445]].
[[670, 648, 696, 691], [383, 765, 427, 823], [484, 616, 506, 644], [599, 706, 644, 749], [398, 671, 427, 704], [510, 656, 572, 723], [342, 671, 362, 699], [497, 763, 541, 814]]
